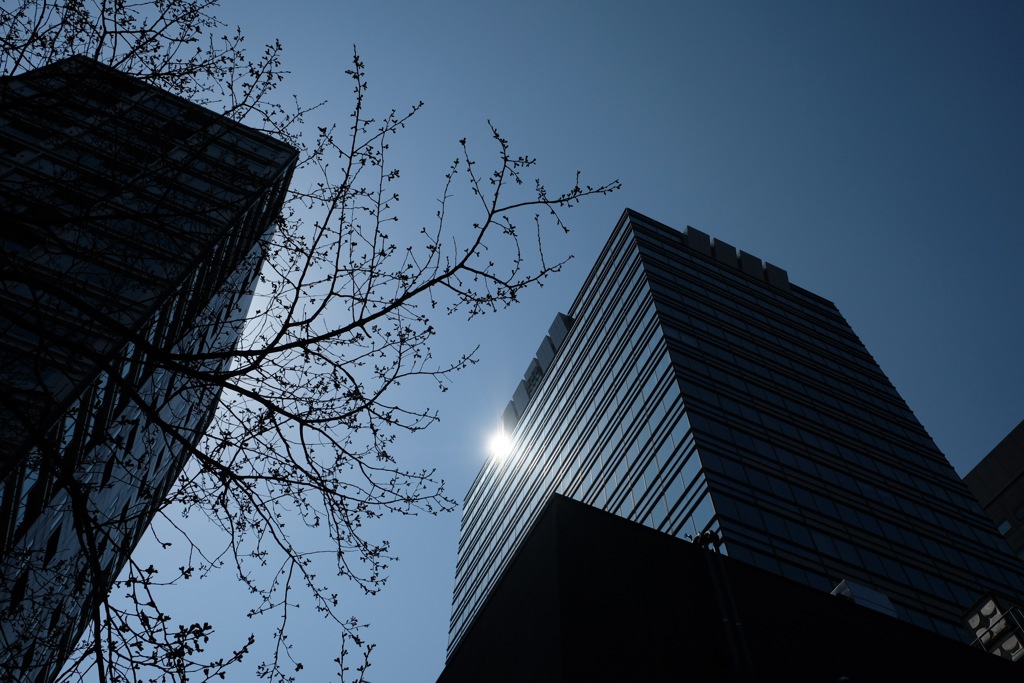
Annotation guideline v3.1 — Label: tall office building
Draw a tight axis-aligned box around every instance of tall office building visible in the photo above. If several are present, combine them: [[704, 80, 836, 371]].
[[448, 209, 1024, 657], [0, 57, 297, 682]]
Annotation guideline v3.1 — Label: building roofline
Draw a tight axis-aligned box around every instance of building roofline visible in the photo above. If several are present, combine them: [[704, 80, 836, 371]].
[[3, 54, 299, 165]]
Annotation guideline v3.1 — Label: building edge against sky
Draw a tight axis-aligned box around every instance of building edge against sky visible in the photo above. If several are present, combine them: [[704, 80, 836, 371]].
[[0, 57, 297, 682], [448, 208, 1024, 657]]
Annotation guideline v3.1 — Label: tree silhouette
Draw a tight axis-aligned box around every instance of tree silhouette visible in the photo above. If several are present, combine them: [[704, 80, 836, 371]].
[[0, 2, 619, 681]]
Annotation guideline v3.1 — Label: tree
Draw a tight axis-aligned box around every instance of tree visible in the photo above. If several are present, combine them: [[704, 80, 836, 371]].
[[0, 1, 619, 681]]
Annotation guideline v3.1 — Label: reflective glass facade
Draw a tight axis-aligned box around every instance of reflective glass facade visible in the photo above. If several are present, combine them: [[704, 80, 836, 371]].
[[448, 209, 1024, 656], [0, 57, 296, 682]]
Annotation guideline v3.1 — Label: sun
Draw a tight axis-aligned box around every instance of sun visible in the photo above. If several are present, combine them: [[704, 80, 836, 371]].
[[488, 429, 512, 460]]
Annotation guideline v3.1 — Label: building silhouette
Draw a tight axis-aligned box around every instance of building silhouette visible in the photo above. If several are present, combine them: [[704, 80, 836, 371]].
[[439, 495, 1024, 682], [965, 420, 1024, 559], [447, 209, 1024, 661], [0, 57, 297, 682]]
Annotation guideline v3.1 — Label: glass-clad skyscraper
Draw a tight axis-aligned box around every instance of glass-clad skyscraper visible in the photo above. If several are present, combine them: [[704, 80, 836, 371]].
[[448, 209, 1024, 656], [0, 57, 297, 682]]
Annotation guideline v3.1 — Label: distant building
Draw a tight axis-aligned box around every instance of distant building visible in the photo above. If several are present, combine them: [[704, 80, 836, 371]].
[[965, 420, 1024, 559], [447, 209, 1024, 661], [0, 57, 297, 682]]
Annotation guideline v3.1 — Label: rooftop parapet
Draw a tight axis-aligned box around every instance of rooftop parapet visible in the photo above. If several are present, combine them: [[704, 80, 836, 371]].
[[501, 312, 573, 433], [678, 222, 789, 292]]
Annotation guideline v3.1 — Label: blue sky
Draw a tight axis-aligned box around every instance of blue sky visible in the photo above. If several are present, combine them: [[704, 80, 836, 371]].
[[142, 2, 1024, 680]]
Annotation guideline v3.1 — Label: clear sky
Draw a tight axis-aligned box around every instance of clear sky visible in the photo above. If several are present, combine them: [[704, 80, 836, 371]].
[[135, 2, 1024, 681]]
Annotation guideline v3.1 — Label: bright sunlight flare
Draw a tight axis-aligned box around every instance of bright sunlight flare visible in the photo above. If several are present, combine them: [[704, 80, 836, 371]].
[[488, 429, 512, 460]]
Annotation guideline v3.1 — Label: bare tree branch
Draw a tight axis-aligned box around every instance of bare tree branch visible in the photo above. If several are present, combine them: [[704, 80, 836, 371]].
[[0, 3, 620, 681]]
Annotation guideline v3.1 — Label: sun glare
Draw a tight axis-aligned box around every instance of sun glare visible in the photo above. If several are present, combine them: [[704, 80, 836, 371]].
[[488, 430, 512, 460]]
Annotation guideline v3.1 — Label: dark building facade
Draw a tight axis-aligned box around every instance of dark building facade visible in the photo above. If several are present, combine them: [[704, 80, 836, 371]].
[[440, 494, 1023, 682], [0, 57, 297, 682], [448, 209, 1024, 659], [965, 420, 1024, 559]]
